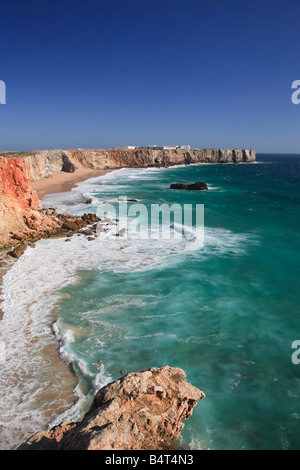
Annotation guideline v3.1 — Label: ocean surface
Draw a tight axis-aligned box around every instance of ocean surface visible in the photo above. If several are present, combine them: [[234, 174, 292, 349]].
[[0, 153, 300, 450]]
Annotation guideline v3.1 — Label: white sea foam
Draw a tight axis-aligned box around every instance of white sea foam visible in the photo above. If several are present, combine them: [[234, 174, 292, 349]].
[[0, 165, 257, 449], [0, 221, 254, 446]]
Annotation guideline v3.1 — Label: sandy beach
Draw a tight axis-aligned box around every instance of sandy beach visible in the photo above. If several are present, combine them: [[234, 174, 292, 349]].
[[30, 168, 110, 200]]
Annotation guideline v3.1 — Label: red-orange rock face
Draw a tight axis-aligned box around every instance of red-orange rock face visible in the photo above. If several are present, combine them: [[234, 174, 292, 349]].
[[18, 366, 205, 450], [0, 157, 41, 211], [0, 157, 62, 247], [0, 158, 39, 245]]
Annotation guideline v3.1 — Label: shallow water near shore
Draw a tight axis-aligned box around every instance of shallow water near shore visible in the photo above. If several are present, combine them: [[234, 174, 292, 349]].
[[1, 154, 300, 450]]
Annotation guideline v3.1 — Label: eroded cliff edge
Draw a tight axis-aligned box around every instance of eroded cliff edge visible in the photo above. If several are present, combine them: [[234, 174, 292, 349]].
[[7, 147, 256, 181], [0, 148, 255, 247], [18, 366, 205, 451]]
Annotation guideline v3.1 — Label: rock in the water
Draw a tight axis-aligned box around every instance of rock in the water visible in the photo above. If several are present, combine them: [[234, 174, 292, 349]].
[[61, 153, 76, 173], [17, 366, 205, 451], [10, 244, 27, 259], [170, 181, 208, 191], [82, 229, 93, 236]]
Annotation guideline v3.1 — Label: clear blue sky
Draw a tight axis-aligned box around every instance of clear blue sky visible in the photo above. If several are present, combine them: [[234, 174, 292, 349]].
[[0, 0, 299, 153]]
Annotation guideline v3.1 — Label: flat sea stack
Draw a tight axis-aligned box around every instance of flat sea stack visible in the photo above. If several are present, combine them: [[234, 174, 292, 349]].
[[170, 181, 208, 191]]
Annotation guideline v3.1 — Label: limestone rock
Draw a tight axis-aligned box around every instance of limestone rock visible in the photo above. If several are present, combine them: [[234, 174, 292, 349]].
[[82, 229, 93, 236], [11, 244, 27, 259]]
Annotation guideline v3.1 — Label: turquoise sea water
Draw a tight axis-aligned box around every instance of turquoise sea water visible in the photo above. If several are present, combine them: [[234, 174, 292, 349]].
[[3, 153, 297, 450], [46, 153, 300, 450]]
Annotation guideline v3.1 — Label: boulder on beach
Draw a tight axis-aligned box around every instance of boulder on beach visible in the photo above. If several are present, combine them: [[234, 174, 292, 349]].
[[63, 221, 79, 231], [82, 229, 93, 236]]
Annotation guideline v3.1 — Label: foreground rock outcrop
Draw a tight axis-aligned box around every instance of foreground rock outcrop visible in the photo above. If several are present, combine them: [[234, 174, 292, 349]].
[[18, 366, 205, 451]]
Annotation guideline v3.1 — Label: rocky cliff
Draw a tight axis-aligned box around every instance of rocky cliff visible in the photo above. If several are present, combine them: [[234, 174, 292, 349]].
[[0, 155, 103, 248], [63, 148, 256, 173], [0, 148, 255, 248], [18, 366, 205, 451], [3, 148, 256, 181], [0, 157, 62, 247]]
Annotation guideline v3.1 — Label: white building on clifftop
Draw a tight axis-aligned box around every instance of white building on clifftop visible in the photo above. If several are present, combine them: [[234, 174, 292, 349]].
[[180, 145, 191, 150], [113, 146, 136, 150], [113, 145, 191, 150]]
